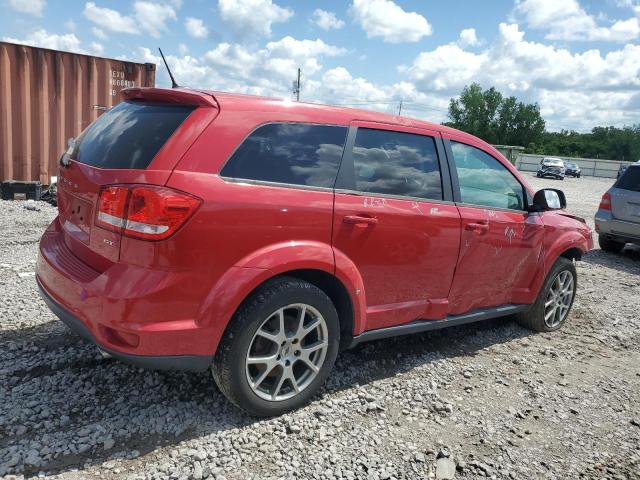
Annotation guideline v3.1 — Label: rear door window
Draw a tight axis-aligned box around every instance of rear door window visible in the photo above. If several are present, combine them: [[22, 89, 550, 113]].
[[350, 128, 443, 200], [73, 101, 195, 169], [220, 123, 348, 189], [616, 166, 640, 192]]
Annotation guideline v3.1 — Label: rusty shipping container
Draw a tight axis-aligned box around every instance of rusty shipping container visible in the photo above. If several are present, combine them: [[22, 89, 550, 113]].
[[0, 41, 156, 184]]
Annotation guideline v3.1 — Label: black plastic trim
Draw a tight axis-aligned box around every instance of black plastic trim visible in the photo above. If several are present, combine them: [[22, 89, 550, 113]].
[[348, 304, 530, 348], [435, 136, 454, 202], [442, 138, 461, 203], [37, 278, 213, 372]]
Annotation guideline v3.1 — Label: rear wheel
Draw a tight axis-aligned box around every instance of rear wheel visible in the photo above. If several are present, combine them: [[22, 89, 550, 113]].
[[212, 277, 340, 416], [598, 234, 625, 253], [515, 257, 577, 332]]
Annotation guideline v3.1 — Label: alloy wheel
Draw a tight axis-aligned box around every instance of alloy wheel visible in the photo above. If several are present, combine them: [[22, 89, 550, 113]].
[[544, 270, 575, 328], [245, 303, 329, 401]]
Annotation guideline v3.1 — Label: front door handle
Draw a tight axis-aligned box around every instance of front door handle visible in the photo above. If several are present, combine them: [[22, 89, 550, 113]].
[[343, 215, 378, 226], [465, 221, 489, 233]]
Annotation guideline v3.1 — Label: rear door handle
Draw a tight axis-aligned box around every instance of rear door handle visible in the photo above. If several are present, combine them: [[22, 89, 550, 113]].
[[465, 221, 489, 233], [343, 215, 378, 226]]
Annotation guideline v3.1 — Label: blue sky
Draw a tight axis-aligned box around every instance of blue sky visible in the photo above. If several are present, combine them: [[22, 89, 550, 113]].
[[2, 0, 640, 131]]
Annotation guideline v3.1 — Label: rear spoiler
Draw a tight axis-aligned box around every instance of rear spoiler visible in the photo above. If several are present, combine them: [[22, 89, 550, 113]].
[[122, 87, 219, 108]]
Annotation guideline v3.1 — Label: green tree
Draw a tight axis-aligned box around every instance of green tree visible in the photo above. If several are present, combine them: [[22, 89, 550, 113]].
[[446, 83, 545, 147]]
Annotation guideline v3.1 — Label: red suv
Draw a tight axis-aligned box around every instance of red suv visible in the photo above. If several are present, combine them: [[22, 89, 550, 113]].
[[37, 88, 593, 416]]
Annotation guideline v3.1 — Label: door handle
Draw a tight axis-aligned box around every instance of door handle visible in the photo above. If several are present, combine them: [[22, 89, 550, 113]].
[[465, 221, 489, 233], [343, 215, 378, 226]]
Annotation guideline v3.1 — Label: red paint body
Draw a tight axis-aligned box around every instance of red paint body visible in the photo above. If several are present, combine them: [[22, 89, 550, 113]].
[[36, 88, 593, 361]]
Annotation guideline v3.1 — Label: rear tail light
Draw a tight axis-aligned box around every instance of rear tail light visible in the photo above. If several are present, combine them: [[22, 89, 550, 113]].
[[96, 185, 201, 240], [598, 192, 612, 211]]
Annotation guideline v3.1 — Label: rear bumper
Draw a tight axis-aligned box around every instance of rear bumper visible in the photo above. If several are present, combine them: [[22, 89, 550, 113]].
[[595, 210, 640, 243], [35, 218, 214, 371], [37, 278, 211, 371]]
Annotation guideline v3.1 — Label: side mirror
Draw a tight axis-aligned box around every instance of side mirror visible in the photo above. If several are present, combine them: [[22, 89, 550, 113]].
[[531, 188, 566, 212]]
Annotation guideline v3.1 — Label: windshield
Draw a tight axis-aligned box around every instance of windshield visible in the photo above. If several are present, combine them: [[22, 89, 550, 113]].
[[543, 159, 564, 166], [71, 101, 195, 169]]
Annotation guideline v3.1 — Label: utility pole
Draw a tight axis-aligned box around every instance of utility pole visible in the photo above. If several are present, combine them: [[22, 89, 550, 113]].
[[398, 99, 403, 116], [292, 68, 301, 101]]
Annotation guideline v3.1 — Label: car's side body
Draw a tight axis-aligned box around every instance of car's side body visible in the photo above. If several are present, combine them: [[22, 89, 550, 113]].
[[563, 161, 581, 178], [36, 88, 593, 373], [595, 164, 640, 248]]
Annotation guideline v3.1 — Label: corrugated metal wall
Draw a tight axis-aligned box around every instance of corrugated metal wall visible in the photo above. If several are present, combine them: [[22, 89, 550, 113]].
[[0, 41, 155, 184]]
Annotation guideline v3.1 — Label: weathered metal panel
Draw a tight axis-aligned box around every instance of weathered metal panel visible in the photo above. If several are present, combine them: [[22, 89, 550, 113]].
[[0, 41, 156, 184]]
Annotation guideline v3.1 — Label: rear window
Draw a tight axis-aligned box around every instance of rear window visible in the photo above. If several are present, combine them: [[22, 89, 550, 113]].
[[220, 123, 348, 188], [616, 166, 640, 192], [73, 101, 194, 169]]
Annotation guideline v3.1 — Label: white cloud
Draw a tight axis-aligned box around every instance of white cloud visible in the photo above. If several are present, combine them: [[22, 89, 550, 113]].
[[83, 2, 138, 34], [349, 0, 432, 43], [90, 41, 104, 55], [218, 0, 293, 37], [6, 0, 45, 16], [3, 30, 84, 54], [264, 36, 347, 58], [64, 19, 76, 31], [133, 1, 177, 38], [134, 35, 348, 101], [127, 22, 640, 132], [515, 0, 640, 42], [185, 17, 208, 38], [312, 9, 345, 30], [91, 27, 107, 40], [405, 22, 640, 129], [83, 1, 178, 38], [458, 28, 479, 47]]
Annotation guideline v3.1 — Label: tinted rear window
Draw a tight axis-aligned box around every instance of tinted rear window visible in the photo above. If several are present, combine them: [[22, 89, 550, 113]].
[[220, 123, 348, 188], [73, 102, 194, 169], [616, 166, 640, 192], [351, 128, 443, 200]]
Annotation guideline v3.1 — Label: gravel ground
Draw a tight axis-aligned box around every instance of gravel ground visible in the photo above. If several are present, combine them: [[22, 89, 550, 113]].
[[1, 175, 639, 480]]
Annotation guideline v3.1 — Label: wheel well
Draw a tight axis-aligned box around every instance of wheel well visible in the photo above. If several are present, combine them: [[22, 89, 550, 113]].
[[277, 269, 354, 350], [560, 247, 583, 261]]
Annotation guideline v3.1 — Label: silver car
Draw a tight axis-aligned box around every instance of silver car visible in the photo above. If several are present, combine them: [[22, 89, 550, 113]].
[[595, 164, 640, 252], [537, 157, 566, 180]]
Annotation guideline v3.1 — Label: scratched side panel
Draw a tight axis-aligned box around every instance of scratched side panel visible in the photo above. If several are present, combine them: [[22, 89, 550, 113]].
[[333, 193, 461, 330], [447, 206, 544, 315]]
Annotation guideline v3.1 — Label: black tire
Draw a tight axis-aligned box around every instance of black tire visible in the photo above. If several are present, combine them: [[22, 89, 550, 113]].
[[514, 257, 577, 332], [598, 234, 625, 253], [212, 276, 340, 416]]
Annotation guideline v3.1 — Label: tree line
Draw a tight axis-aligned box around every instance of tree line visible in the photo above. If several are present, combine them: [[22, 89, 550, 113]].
[[444, 83, 640, 162]]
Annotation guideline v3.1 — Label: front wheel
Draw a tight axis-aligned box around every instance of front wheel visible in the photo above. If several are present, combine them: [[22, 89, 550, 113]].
[[515, 257, 577, 332], [212, 277, 340, 416]]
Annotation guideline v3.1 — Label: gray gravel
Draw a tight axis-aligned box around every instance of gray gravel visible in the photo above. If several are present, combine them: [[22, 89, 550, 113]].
[[1, 176, 639, 480]]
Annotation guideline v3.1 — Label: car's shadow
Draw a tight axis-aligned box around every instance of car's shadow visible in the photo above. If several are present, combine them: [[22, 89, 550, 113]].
[[582, 247, 640, 274], [1, 316, 534, 477]]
